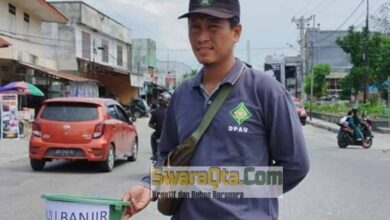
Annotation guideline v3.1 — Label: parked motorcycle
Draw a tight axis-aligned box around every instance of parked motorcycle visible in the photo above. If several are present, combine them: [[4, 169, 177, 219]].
[[337, 117, 374, 149]]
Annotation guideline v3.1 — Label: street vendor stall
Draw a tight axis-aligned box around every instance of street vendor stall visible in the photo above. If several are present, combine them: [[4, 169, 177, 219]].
[[0, 81, 43, 140]]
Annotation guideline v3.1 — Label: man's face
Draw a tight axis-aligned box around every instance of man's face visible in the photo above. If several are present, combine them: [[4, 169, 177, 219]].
[[188, 14, 241, 65]]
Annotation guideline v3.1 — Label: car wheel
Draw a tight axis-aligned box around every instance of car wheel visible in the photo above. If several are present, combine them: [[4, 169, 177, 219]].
[[30, 159, 45, 171], [127, 140, 138, 162], [100, 145, 115, 172], [133, 111, 141, 118]]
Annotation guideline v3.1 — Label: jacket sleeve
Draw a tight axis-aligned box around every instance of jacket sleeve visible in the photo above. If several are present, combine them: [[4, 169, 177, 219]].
[[265, 90, 310, 193]]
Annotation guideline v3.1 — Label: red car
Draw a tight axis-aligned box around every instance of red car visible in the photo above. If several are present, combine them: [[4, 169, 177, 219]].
[[293, 97, 307, 125], [29, 97, 138, 172]]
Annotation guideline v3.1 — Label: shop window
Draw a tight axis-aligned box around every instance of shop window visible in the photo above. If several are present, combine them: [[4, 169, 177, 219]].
[[8, 4, 16, 33], [82, 31, 91, 60], [117, 45, 123, 66], [24, 13, 30, 36], [101, 39, 109, 63]]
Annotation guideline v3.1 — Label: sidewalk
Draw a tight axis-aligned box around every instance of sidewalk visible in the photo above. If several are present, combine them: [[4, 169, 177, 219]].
[[0, 137, 29, 165], [307, 118, 390, 151]]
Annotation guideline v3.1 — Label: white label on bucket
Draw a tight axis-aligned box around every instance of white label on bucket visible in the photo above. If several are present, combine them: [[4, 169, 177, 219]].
[[45, 200, 110, 220]]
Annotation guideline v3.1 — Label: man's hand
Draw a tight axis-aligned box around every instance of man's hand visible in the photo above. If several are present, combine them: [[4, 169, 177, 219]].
[[122, 185, 152, 219]]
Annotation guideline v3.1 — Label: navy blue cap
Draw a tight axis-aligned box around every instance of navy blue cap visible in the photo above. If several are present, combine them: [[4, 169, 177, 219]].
[[178, 0, 240, 19]]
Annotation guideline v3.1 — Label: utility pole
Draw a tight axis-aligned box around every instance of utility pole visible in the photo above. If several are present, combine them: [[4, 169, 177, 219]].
[[309, 15, 316, 121], [291, 16, 313, 75], [247, 40, 251, 64], [166, 53, 169, 72], [292, 15, 314, 118], [388, 76, 389, 128], [363, 0, 370, 103], [292, 15, 314, 101]]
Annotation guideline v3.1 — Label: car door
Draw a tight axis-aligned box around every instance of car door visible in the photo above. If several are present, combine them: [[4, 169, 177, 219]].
[[107, 105, 124, 154], [115, 105, 136, 155]]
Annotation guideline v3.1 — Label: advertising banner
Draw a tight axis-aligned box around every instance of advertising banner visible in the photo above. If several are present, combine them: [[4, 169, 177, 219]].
[[0, 94, 19, 140]]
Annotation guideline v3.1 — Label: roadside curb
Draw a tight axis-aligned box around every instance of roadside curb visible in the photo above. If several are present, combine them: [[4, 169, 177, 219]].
[[375, 127, 390, 134], [307, 120, 339, 134]]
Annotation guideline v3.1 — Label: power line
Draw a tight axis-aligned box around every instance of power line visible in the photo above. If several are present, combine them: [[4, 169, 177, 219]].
[[346, 0, 383, 33], [294, 0, 316, 17], [0, 30, 296, 53], [316, 0, 366, 44], [305, 0, 332, 16], [311, 0, 338, 16]]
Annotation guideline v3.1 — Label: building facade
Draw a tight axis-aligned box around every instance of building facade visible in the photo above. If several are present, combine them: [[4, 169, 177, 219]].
[[305, 28, 352, 98], [305, 29, 352, 72], [132, 38, 158, 101], [45, 1, 140, 105], [132, 38, 156, 76], [156, 60, 192, 89], [264, 55, 302, 98], [0, 0, 96, 109]]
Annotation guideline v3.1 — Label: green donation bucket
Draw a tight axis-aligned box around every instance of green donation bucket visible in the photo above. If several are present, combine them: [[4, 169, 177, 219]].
[[42, 194, 130, 220]]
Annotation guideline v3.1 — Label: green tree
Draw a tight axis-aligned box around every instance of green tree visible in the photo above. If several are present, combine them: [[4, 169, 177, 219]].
[[338, 67, 366, 101], [337, 26, 372, 102], [337, 26, 390, 102], [377, 36, 390, 87], [182, 69, 197, 80], [371, 1, 390, 34], [371, 1, 390, 101], [304, 64, 331, 99], [177, 69, 198, 85]]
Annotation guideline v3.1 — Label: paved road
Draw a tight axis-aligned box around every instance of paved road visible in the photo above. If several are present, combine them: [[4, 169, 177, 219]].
[[279, 125, 390, 220], [0, 117, 166, 220], [0, 118, 389, 219]]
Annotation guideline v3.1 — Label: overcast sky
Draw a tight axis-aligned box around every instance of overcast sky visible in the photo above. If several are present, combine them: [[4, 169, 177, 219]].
[[51, 0, 389, 70]]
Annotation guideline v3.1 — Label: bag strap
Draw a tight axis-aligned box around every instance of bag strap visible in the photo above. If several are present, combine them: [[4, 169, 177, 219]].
[[187, 84, 233, 145]]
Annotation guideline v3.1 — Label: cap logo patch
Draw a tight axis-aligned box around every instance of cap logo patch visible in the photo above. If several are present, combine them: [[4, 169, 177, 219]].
[[198, 0, 214, 6]]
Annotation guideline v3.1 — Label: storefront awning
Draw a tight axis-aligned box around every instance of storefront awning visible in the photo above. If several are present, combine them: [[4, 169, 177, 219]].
[[77, 57, 130, 76], [19, 61, 97, 82], [0, 37, 11, 48]]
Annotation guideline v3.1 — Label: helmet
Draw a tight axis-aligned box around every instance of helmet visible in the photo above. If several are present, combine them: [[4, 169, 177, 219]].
[[352, 106, 359, 113], [158, 92, 171, 107]]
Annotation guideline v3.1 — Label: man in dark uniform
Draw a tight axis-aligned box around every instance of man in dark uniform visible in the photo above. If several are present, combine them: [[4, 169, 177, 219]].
[[149, 92, 171, 161], [122, 1, 309, 219]]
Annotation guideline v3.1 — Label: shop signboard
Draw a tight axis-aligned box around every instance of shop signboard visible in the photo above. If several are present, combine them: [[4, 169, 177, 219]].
[[0, 94, 19, 139]]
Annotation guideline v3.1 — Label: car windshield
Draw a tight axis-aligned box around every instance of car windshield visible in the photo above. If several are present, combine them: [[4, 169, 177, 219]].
[[41, 102, 99, 122]]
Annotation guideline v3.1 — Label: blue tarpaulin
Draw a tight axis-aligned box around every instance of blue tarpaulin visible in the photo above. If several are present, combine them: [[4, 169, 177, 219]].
[[367, 80, 390, 93]]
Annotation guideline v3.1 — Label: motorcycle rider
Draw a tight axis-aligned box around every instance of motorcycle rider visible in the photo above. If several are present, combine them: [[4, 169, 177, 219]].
[[148, 92, 171, 161], [339, 111, 352, 126], [347, 107, 364, 141]]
